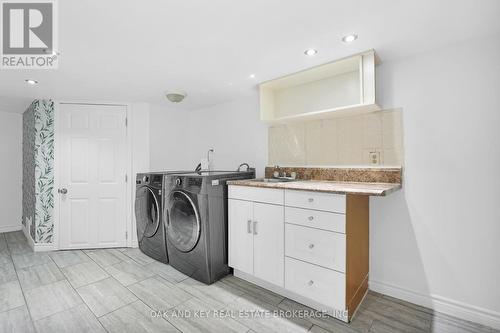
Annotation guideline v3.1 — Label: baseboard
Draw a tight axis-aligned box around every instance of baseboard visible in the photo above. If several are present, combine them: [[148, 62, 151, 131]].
[[369, 280, 500, 330], [20, 223, 56, 252], [0, 225, 22, 233], [33, 243, 57, 252]]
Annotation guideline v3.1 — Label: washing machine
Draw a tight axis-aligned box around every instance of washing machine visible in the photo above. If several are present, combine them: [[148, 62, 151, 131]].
[[164, 169, 255, 284], [135, 173, 169, 263]]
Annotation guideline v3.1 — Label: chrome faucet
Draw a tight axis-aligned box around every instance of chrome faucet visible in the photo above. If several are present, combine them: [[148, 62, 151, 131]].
[[237, 163, 250, 172], [273, 165, 280, 178], [207, 148, 214, 163]]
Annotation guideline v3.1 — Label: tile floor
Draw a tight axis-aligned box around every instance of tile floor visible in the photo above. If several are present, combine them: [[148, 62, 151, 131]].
[[0, 231, 497, 333]]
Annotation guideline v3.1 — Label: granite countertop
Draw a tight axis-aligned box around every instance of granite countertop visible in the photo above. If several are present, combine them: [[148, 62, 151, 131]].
[[227, 179, 401, 196]]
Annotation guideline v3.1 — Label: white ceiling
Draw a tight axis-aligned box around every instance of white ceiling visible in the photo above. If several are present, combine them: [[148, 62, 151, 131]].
[[1, 0, 499, 113]]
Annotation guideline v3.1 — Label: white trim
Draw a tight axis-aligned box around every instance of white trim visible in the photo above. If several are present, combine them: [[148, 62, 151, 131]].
[[53, 101, 61, 250], [53, 101, 133, 250], [125, 103, 133, 247], [0, 225, 22, 233], [369, 280, 500, 330], [21, 223, 34, 250], [33, 243, 57, 252]]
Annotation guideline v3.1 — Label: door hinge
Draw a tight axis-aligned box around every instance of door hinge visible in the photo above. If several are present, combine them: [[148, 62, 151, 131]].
[[125, 117, 128, 127], [125, 231, 128, 240], [125, 174, 128, 182]]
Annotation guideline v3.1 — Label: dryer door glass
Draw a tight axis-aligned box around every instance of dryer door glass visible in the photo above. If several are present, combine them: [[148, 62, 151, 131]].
[[167, 190, 200, 252], [135, 186, 160, 241]]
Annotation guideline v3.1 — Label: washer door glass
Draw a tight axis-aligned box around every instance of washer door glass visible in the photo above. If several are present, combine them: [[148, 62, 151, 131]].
[[135, 186, 160, 241], [167, 190, 200, 252]]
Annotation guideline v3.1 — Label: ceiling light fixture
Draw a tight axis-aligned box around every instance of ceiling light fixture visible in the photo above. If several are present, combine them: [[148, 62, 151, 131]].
[[342, 34, 358, 43], [304, 49, 318, 56], [165, 91, 187, 103], [25, 79, 38, 85]]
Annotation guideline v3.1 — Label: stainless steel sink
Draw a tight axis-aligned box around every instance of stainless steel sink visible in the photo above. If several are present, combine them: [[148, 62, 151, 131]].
[[250, 178, 297, 183]]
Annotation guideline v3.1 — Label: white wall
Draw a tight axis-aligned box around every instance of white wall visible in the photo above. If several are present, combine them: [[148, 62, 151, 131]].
[[370, 34, 500, 328], [0, 112, 22, 232], [185, 97, 268, 176], [149, 104, 193, 171], [150, 97, 268, 176], [148, 35, 500, 328]]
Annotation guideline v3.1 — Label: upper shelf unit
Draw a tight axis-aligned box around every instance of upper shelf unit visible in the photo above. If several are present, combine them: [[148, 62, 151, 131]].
[[259, 50, 380, 123]]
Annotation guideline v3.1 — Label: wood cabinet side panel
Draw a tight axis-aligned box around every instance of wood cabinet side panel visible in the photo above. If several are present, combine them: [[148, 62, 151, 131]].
[[345, 194, 369, 319]]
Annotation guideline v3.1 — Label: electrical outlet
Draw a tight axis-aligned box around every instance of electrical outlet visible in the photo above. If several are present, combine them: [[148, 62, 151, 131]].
[[369, 151, 381, 165]]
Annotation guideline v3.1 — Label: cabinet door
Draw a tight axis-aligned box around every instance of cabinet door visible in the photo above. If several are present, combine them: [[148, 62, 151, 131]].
[[228, 199, 254, 275], [253, 202, 284, 287]]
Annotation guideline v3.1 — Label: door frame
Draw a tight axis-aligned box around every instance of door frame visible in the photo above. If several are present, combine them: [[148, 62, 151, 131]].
[[53, 101, 134, 250]]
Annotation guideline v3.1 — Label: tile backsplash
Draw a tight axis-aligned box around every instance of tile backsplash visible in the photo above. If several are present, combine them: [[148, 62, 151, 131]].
[[268, 109, 404, 166]]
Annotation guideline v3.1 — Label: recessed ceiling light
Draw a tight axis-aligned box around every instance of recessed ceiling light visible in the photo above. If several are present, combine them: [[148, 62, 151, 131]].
[[304, 49, 318, 56], [25, 79, 38, 85], [342, 34, 358, 43], [249, 74, 256, 79]]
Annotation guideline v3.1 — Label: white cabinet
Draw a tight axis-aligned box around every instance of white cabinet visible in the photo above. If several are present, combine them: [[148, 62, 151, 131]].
[[260, 50, 379, 122], [285, 223, 346, 272], [228, 199, 254, 275], [285, 257, 345, 311], [228, 190, 284, 287], [228, 185, 370, 323], [254, 203, 284, 286], [285, 190, 346, 213], [285, 207, 345, 233]]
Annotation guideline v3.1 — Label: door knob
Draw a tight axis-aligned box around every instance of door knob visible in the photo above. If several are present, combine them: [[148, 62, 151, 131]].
[[58, 188, 68, 194]]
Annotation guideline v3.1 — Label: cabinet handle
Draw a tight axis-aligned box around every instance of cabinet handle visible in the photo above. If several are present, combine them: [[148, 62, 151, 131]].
[[308, 243, 315, 249], [308, 198, 314, 203], [247, 220, 252, 234], [308, 216, 314, 221], [308, 280, 314, 286], [253, 221, 258, 235]]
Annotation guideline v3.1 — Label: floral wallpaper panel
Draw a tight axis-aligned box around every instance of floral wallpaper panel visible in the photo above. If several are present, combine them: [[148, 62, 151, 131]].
[[22, 99, 55, 244]]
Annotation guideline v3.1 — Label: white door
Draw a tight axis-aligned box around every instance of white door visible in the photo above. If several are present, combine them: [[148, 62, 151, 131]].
[[58, 104, 128, 249], [228, 199, 254, 275], [253, 202, 284, 287]]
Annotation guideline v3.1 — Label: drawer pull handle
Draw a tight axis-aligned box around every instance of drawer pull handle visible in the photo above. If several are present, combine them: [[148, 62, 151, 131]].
[[253, 221, 258, 235], [247, 220, 252, 234], [308, 216, 314, 221], [308, 280, 314, 286], [308, 198, 314, 203], [308, 244, 315, 249]]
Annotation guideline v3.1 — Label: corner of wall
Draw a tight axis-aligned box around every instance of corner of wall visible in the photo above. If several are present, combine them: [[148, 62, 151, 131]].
[[22, 99, 55, 245]]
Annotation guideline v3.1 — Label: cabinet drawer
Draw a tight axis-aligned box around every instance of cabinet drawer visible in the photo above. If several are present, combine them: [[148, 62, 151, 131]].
[[285, 224, 346, 272], [228, 186, 283, 205], [285, 207, 345, 233], [285, 257, 345, 311], [285, 190, 345, 213]]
